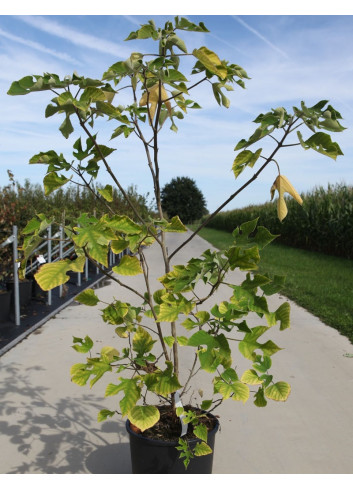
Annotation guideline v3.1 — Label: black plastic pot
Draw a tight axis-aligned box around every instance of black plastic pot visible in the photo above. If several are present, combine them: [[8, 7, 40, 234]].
[[0, 290, 12, 322], [6, 279, 33, 308], [126, 412, 219, 474]]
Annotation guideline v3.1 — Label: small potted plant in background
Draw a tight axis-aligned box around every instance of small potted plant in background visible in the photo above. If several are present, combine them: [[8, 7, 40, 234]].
[[0, 171, 34, 317], [0, 254, 12, 323], [8, 17, 346, 473], [0, 173, 17, 322]]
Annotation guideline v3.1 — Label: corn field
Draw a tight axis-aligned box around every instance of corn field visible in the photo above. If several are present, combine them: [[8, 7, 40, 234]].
[[205, 184, 353, 259]]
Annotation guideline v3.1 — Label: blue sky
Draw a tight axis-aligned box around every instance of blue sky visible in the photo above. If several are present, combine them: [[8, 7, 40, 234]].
[[0, 10, 352, 213]]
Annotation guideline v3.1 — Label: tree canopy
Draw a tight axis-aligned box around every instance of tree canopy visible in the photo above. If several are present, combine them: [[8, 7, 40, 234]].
[[161, 176, 208, 224]]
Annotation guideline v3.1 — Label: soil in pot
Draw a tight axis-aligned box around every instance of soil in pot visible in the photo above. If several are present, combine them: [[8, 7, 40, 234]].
[[126, 404, 219, 474]]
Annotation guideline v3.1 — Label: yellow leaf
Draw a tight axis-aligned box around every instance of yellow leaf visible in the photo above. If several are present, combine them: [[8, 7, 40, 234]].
[[139, 83, 172, 124], [270, 175, 303, 221]]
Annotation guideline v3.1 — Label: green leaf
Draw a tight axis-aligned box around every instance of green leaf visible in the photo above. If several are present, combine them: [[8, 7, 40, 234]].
[[252, 355, 272, 373], [167, 34, 187, 53], [240, 369, 263, 385], [177, 336, 189, 346], [261, 274, 286, 296], [226, 245, 260, 271], [113, 255, 143, 276], [117, 378, 141, 415], [80, 86, 107, 103], [73, 221, 114, 266], [105, 383, 123, 397], [59, 115, 74, 139], [98, 409, 116, 422], [89, 360, 112, 387], [100, 346, 120, 363], [297, 131, 344, 160], [193, 424, 208, 442], [261, 340, 282, 357], [111, 238, 129, 254], [232, 148, 262, 178], [163, 336, 175, 348], [144, 362, 182, 396], [163, 69, 188, 82], [43, 172, 70, 196], [8, 78, 33, 95], [275, 302, 291, 330], [254, 387, 267, 407], [200, 400, 212, 410], [70, 364, 91, 386], [238, 326, 269, 360], [175, 17, 210, 33], [157, 297, 193, 322], [164, 216, 187, 233], [105, 215, 142, 235], [231, 381, 250, 403], [22, 217, 41, 235], [235, 126, 273, 151], [195, 311, 210, 324], [253, 226, 279, 250], [265, 381, 291, 401], [319, 117, 346, 132], [194, 442, 213, 456], [72, 335, 94, 353], [75, 289, 100, 306], [133, 326, 156, 355], [188, 331, 231, 372], [221, 368, 238, 383], [97, 184, 113, 202], [192, 47, 227, 80], [35, 259, 71, 290], [128, 405, 160, 432], [101, 301, 129, 325]]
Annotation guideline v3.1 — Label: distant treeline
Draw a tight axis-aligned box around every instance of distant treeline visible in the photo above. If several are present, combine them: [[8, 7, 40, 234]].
[[204, 184, 353, 259], [0, 175, 154, 238]]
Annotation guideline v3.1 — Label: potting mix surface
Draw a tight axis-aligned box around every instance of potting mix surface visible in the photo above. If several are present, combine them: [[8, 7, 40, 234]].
[[139, 405, 218, 442]]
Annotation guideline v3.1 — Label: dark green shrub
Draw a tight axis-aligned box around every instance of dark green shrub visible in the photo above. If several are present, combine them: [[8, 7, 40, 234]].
[[161, 176, 208, 224]]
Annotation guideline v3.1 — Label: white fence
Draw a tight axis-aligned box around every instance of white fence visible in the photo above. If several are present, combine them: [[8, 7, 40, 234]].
[[0, 225, 122, 326]]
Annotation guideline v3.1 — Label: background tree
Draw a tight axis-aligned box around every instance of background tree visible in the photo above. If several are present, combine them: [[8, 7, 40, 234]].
[[161, 176, 208, 224]]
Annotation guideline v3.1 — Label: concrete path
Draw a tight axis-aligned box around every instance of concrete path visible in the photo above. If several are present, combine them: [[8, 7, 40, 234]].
[[0, 231, 352, 474]]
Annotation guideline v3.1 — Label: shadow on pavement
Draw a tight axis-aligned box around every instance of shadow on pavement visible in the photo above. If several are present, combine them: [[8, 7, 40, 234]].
[[0, 363, 130, 474]]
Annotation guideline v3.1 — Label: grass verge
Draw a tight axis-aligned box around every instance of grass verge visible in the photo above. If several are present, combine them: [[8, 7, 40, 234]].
[[188, 224, 353, 344]]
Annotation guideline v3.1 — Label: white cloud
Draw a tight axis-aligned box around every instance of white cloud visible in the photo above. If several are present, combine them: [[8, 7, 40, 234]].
[[17, 16, 132, 59], [0, 27, 80, 65], [232, 16, 289, 59], [123, 15, 143, 27]]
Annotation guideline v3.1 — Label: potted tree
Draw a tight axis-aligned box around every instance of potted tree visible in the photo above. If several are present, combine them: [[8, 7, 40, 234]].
[[8, 17, 345, 473]]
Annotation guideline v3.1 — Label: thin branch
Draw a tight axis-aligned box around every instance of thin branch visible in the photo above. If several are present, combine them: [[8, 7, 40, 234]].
[[289, 121, 304, 132], [75, 109, 147, 227], [75, 168, 115, 215], [81, 247, 146, 301], [168, 119, 296, 261], [139, 248, 170, 362], [207, 398, 224, 414], [180, 353, 199, 396], [269, 134, 279, 144], [163, 76, 208, 104]]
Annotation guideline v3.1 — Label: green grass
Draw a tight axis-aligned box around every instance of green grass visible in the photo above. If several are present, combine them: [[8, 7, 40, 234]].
[[188, 225, 353, 344]]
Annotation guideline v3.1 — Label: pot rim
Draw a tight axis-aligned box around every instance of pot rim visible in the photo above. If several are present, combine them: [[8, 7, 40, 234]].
[[125, 408, 219, 447]]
